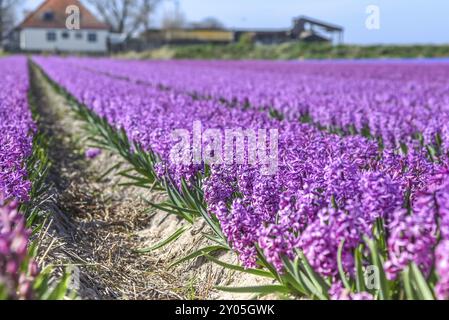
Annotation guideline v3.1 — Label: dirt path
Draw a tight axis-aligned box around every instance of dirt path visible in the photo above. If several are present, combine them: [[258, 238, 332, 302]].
[[30, 64, 273, 300], [30, 65, 191, 300]]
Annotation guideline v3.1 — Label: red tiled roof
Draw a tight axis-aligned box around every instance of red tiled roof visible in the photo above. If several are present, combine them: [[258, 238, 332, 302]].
[[19, 0, 109, 30]]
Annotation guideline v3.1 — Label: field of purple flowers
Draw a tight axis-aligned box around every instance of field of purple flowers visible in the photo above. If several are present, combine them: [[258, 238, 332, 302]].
[[30, 56, 449, 300], [3, 55, 449, 300], [58, 58, 449, 150]]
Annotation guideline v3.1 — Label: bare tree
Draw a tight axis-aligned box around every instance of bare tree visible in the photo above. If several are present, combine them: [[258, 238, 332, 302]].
[[161, 7, 186, 30], [140, 0, 159, 32], [0, 0, 23, 46], [88, 0, 160, 37]]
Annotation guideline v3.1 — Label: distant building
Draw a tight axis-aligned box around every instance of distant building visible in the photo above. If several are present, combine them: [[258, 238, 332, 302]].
[[140, 16, 344, 48], [143, 28, 234, 47], [291, 16, 344, 43], [13, 0, 109, 53]]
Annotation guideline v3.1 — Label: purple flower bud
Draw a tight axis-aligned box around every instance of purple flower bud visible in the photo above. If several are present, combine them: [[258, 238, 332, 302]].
[[85, 148, 102, 159]]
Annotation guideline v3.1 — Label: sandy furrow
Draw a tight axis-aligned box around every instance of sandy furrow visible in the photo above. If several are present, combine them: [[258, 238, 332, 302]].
[[30, 64, 189, 300]]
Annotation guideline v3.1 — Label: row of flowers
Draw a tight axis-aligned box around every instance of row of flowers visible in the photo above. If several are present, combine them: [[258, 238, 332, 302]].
[[1, 57, 68, 300], [0, 57, 38, 299], [61, 57, 449, 152], [34, 56, 449, 300]]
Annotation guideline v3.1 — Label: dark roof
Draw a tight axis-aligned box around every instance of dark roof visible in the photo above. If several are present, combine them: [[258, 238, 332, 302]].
[[19, 0, 109, 30], [295, 15, 343, 32]]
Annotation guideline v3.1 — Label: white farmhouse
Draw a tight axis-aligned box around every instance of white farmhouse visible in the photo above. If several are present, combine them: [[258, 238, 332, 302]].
[[17, 0, 109, 53]]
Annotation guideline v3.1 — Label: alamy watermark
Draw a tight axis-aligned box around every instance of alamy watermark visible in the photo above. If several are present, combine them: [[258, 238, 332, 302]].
[[365, 5, 381, 30], [68, 265, 80, 292], [66, 5, 81, 30], [170, 121, 279, 175], [365, 265, 380, 290]]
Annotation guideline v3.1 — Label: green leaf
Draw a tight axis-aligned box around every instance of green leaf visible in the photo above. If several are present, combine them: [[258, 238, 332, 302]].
[[215, 285, 289, 295], [158, 201, 199, 215], [337, 239, 352, 291], [141, 194, 195, 224], [279, 272, 308, 297], [47, 269, 71, 300], [255, 248, 282, 282], [201, 232, 229, 247], [168, 245, 227, 269], [135, 226, 188, 253], [204, 254, 273, 278], [364, 236, 389, 300], [410, 263, 434, 300], [354, 246, 366, 292], [402, 266, 416, 300], [297, 250, 330, 299], [32, 265, 53, 295], [297, 270, 326, 299], [279, 256, 312, 297], [281, 256, 309, 296]]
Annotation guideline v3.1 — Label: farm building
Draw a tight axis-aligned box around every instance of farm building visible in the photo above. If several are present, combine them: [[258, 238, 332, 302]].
[[143, 28, 234, 46], [12, 0, 109, 53], [140, 16, 344, 47], [292, 16, 344, 43]]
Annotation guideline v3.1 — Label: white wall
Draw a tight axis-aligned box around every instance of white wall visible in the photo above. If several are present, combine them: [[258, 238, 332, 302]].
[[20, 28, 108, 53]]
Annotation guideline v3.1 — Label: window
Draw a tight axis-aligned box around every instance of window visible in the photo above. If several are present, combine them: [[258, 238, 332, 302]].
[[87, 33, 97, 42], [62, 32, 70, 39], [46, 31, 57, 42], [42, 11, 54, 21], [75, 32, 83, 40]]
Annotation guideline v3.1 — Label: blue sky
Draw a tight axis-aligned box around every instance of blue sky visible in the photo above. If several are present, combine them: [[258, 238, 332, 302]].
[[20, 0, 449, 44]]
